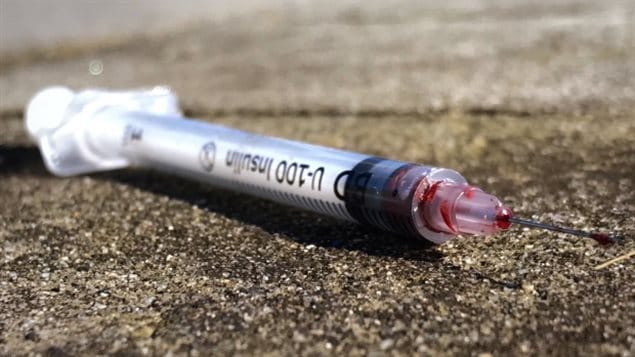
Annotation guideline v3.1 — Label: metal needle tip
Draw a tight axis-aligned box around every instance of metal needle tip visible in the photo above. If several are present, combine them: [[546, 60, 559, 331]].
[[508, 217, 623, 245]]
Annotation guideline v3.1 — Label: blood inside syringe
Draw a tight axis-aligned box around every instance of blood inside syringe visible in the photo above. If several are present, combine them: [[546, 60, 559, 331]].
[[495, 207, 513, 230], [420, 180, 621, 245]]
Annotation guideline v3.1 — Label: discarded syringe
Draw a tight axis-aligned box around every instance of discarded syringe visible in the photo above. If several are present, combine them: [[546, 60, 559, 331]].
[[25, 86, 623, 245]]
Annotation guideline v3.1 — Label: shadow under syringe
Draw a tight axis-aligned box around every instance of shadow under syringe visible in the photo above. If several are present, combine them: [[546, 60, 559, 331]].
[[0, 144, 51, 177], [0, 144, 442, 262], [1, 145, 525, 286], [93, 168, 443, 263]]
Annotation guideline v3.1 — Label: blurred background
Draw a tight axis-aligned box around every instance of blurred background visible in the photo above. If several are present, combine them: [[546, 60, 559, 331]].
[[1, 0, 259, 54], [2, 0, 633, 114]]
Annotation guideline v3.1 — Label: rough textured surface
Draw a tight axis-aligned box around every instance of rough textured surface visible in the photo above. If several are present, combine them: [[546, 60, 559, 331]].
[[1, 1, 634, 356]]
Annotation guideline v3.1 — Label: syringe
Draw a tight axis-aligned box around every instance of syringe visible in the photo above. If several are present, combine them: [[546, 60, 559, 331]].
[[25, 86, 623, 245]]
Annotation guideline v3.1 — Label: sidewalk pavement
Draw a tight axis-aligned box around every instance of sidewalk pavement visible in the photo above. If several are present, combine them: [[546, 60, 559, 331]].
[[1, 1, 633, 355]]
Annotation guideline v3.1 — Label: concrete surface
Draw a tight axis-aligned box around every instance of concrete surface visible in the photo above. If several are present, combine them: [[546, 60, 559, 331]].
[[0, 0, 277, 55], [1, 0, 634, 355]]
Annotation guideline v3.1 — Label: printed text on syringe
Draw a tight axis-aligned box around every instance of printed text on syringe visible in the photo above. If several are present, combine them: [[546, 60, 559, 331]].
[[224, 149, 325, 191]]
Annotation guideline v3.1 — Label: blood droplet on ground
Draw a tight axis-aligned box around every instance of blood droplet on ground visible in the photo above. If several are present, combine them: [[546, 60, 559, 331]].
[[589, 232, 612, 245]]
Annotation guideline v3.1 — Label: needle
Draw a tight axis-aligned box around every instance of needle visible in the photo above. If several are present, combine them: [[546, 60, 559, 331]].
[[508, 217, 624, 245]]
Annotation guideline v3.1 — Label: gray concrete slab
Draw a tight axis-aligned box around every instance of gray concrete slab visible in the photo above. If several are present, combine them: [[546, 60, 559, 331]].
[[1, 1, 634, 355]]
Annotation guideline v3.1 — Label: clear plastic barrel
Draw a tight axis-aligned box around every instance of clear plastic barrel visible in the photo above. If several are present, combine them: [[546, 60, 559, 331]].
[[417, 181, 512, 236]]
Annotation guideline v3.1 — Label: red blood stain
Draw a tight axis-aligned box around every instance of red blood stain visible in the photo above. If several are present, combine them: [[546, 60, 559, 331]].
[[590, 232, 612, 245], [417, 181, 444, 233], [421, 181, 441, 202], [463, 186, 477, 199], [495, 207, 513, 230], [440, 200, 455, 232], [419, 181, 455, 233]]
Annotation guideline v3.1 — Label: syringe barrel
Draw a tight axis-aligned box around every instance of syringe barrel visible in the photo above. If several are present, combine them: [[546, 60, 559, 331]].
[[84, 109, 466, 243]]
